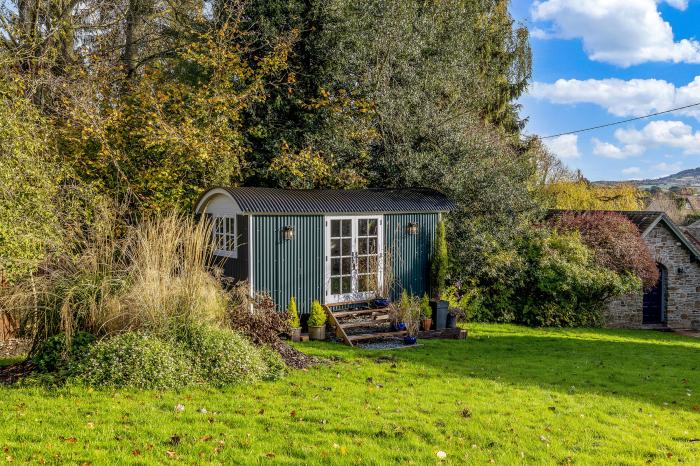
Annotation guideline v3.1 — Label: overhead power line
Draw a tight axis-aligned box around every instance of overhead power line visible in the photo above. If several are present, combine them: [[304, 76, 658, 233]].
[[540, 102, 700, 139]]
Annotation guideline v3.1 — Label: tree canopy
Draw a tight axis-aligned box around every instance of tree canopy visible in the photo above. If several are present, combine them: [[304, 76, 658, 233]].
[[0, 0, 535, 285]]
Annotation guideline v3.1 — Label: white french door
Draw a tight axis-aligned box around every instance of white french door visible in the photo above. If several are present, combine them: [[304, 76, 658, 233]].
[[324, 216, 384, 304]]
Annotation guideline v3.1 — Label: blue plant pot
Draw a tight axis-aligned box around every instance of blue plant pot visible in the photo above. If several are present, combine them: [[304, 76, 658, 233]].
[[374, 298, 391, 307], [390, 322, 407, 331], [403, 335, 417, 345]]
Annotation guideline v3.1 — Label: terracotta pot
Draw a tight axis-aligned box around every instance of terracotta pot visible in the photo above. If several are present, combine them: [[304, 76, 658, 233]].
[[421, 319, 432, 331], [290, 327, 302, 342], [309, 326, 326, 341]]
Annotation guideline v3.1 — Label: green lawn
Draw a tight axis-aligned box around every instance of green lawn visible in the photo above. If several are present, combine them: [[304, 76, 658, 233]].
[[1, 324, 699, 465]]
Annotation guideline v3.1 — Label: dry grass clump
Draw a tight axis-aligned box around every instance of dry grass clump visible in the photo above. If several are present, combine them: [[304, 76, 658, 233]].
[[0, 205, 226, 352]]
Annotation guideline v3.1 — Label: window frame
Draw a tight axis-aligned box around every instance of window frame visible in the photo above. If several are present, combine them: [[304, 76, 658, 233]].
[[212, 215, 238, 259]]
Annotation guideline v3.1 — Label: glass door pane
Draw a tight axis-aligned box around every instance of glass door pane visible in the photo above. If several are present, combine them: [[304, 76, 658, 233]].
[[329, 219, 353, 296], [356, 218, 379, 293]]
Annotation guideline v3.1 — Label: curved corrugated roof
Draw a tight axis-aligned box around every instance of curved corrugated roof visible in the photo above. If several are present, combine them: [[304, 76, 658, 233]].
[[202, 187, 453, 214]]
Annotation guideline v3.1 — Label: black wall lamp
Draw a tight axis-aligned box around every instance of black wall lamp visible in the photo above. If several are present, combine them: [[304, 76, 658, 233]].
[[407, 222, 419, 235], [282, 226, 295, 241]]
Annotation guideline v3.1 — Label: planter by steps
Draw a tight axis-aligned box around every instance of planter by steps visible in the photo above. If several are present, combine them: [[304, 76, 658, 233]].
[[290, 327, 302, 342], [309, 325, 326, 341], [430, 300, 449, 330], [445, 313, 457, 329]]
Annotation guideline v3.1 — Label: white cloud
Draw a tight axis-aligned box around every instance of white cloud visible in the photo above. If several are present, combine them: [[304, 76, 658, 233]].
[[531, 0, 700, 66], [529, 76, 700, 120], [614, 120, 700, 155], [544, 134, 580, 159], [591, 138, 644, 159], [652, 161, 683, 176], [663, 0, 689, 10], [622, 166, 641, 175]]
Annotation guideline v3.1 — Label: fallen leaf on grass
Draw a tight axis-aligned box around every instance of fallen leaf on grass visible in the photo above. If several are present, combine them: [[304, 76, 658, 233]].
[[200, 435, 212, 442], [131, 450, 141, 456], [165, 451, 176, 459], [436, 451, 447, 458], [64, 438, 77, 444], [265, 452, 275, 458], [174, 404, 185, 413]]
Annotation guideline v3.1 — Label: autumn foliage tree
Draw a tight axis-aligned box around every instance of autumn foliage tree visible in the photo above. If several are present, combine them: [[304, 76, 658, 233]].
[[550, 211, 659, 289], [62, 20, 296, 213], [542, 180, 644, 211]]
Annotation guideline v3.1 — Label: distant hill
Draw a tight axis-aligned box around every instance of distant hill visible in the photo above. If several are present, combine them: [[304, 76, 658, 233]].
[[597, 168, 700, 190]]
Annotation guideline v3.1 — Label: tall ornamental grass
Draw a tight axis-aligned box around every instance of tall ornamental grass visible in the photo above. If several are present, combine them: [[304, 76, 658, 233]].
[[0, 205, 226, 352]]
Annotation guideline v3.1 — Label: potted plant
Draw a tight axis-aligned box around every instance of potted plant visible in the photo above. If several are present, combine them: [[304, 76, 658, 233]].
[[403, 300, 420, 345], [288, 296, 302, 342], [446, 307, 465, 329], [308, 300, 327, 340], [420, 294, 432, 331], [397, 290, 420, 345], [373, 251, 394, 308], [430, 220, 450, 329], [387, 301, 407, 331]]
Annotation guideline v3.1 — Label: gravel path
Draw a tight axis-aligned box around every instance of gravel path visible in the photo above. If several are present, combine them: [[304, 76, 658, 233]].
[[356, 338, 418, 350]]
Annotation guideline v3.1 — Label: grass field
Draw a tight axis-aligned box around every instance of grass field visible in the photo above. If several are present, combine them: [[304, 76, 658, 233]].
[[1, 324, 699, 464]]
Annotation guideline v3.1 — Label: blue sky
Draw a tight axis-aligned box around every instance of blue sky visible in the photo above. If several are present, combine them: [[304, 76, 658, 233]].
[[511, 0, 700, 181]]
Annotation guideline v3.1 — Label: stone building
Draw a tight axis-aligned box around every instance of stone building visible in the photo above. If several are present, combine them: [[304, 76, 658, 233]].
[[605, 211, 700, 330]]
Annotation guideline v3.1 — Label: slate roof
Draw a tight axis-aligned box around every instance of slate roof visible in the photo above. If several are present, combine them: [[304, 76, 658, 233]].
[[208, 187, 453, 214]]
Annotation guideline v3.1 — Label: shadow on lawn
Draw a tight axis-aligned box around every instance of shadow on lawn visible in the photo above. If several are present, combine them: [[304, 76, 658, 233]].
[[355, 326, 700, 410]]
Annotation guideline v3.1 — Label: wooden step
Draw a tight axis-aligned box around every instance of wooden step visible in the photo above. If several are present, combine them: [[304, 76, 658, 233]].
[[325, 299, 375, 309], [340, 317, 390, 329], [333, 308, 389, 318], [347, 331, 407, 342]]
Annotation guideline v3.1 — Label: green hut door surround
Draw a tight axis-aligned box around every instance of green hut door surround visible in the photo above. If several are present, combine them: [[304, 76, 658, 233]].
[[324, 216, 384, 304]]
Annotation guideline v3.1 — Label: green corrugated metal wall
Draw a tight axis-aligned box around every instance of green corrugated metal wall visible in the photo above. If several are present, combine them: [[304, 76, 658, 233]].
[[384, 213, 438, 299], [252, 215, 325, 315], [251, 213, 438, 313]]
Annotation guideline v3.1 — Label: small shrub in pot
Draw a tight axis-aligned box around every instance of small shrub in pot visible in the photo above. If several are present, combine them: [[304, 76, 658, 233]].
[[420, 294, 432, 331], [308, 300, 327, 340], [287, 296, 302, 342]]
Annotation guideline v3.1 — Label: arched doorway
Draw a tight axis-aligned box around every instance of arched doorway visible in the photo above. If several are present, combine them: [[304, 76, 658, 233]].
[[643, 263, 667, 324]]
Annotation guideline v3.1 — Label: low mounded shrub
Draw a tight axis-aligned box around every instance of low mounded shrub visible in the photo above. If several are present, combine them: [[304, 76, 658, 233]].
[[182, 325, 272, 387], [71, 326, 286, 389], [258, 345, 286, 381], [32, 331, 96, 373], [75, 332, 192, 389]]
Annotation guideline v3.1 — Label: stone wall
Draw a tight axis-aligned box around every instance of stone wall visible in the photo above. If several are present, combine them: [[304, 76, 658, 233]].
[[604, 222, 700, 329]]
